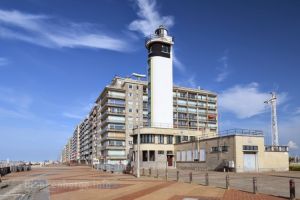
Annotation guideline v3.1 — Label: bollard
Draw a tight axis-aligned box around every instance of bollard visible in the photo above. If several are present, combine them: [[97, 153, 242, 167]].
[[177, 171, 179, 182], [290, 179, 296, 200], [189, 172, 192, 184], [253, 177, 257, 194], [165, 168, 168, 181], [142, 168, 145, 176], [205, 173, 209, 186], [156, 169, 159, 178], [225, 174, 230, 190], [149, 168, 151, 177]]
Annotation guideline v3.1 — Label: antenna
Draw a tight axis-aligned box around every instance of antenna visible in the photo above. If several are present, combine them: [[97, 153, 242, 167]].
[[132, 73, 146, 80], [264, 92, 279, 146]]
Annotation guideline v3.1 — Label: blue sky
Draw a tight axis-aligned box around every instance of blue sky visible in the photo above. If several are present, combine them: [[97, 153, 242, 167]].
[[0, 0, 299, 161]]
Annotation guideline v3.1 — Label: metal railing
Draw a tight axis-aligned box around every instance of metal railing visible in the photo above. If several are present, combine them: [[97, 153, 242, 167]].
[[95, 164, 126, 173], [219, 129, 263, 136]]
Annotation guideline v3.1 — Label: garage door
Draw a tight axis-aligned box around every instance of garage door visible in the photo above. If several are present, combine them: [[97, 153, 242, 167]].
[[243, 153, 257, 172]]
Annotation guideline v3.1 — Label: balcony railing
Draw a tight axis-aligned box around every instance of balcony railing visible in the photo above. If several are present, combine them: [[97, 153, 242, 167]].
[[265, 145, 289, 152]]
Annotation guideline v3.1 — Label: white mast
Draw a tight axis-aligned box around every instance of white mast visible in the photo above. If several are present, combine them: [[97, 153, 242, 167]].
[[264, 92, 279, 146]]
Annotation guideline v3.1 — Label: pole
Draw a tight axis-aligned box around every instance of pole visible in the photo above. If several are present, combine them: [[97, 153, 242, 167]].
[[225, 174, 230, 189], [137, 127, 140, 178], [165, 161, 168, 181], [177, 171, 179, 182], [205, 173, 209, 186], [290, 179, 296, 200], [253, 177, 257, 194], [156, 169, 159, 178], [189, 172, 192, 184]]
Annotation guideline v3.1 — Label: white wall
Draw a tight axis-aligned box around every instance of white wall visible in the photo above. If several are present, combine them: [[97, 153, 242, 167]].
[[149, 56, 173, 128]]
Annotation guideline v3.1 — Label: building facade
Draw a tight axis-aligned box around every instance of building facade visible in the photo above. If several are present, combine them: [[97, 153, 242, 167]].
[[174, 129, 289, 172]]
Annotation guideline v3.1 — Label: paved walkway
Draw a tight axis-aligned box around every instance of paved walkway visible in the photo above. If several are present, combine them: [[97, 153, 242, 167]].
[[0, 166, 289, 200]]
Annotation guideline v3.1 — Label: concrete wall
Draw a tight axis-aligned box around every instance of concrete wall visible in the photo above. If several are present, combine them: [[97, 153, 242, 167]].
[[262, 151, 289, 172], [234, 135, 265, 172], [175, 135, 289, 172], [175, 136, 236, 171]]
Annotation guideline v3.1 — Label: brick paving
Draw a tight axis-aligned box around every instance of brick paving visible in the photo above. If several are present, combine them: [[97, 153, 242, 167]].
[[223, 189, 287, 200], [0, 166, 291, 200]]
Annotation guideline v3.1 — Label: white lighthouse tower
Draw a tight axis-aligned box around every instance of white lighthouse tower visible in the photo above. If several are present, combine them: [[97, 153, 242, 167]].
[[145, 25, 174, 128]]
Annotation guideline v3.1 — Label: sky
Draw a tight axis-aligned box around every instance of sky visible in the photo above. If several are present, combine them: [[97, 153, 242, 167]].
[[0, 0, 299, 161]]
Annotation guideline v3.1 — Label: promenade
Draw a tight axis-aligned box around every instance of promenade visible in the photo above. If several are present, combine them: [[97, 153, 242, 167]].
[[0, 166, 292, 200]]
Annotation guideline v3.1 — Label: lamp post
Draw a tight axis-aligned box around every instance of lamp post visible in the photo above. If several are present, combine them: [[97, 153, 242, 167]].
[[137, 126, 140, 178]]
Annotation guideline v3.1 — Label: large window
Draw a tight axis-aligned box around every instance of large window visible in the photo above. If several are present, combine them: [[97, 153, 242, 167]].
[[158, 135, 164, 144], [161, 44, 170, 53], [108, 99, 125, 106], [167, 135, 173, 144], [149, 151, 155, 161], [243, 145, 258, 151], [141, 134, 155, 144], [142, 151, 148, 161]]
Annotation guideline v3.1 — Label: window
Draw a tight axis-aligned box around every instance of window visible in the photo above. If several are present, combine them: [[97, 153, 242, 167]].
[[167, 151, 173, 155], [211, 147, 219, 153], [141, 134, 155, 143], [167, 135, 173, 144], [243, 145, 258, 151], [158, 150, 164, 155], [211, 146, 228, 153], [161, 44, 170, 53], [129, 108, 132, 112], [190, 136, 196, 142], [142, 151, 148, 161], [182, 136, 188, 142], [136, 109, 139, 113], [149, 151, 155, 161], [128, 141, 132, 145], [175, 136, 181, 144], [158, 135, 164, 144], [128, 84, 133, 89], [128, 93, 132, 97], [137, 85, 139, 90]]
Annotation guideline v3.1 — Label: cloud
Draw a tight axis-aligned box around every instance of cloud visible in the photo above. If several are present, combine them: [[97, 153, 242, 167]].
[[173, 51, 185, 72], [219, 82, 288, 119], [0, 57, 9, 66], [62, 112, 83, 120], [0, 9, 127, 51], [215, 54, 230, 82], [129, 0, 174, 36], [295, 107, 300, 115], [0, 86, 34, 119], [288, 140, 298, 150]]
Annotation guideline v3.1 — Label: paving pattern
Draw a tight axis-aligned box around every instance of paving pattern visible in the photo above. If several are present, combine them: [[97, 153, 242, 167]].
[[0, 166, 292, 200]]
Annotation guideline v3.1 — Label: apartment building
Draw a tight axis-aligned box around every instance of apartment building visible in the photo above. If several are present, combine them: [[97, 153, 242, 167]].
[[70, 125, 80, 163], [62, 26, 217, 166], [95, 77, 148, 165], [92, 76, 217, 165]]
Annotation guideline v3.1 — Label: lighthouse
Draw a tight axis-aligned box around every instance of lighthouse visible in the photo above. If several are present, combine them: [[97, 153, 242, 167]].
[[145, 25, 174, 128]]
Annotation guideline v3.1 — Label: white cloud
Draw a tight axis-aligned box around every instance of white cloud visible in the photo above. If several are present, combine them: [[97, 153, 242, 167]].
[[62, 112, 83, 120], [219, 82, 287, 119], [129, 0, 174, 36], [0, 9, 127, 51], [295, 107, 300, 115], [173, 51, 185, 72], [0, 86, 34, 119], [0, 57, 9, 66], [288, 140, 298, 150], [215, 54, 230, 82]]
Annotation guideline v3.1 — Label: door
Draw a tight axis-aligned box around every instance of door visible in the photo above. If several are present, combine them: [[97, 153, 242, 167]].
[[167, 155, 173, 166], [243, 153, 257, 172]]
